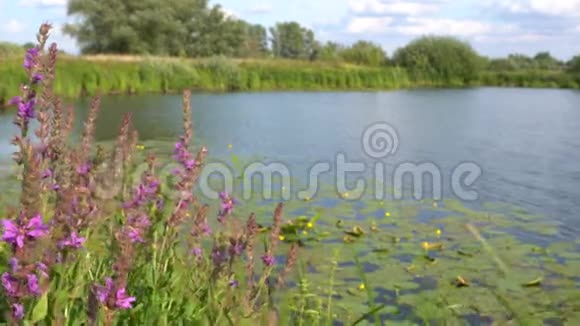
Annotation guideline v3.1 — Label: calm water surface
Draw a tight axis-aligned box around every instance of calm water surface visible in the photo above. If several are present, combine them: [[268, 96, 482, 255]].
[[1, 87, 579, 238]]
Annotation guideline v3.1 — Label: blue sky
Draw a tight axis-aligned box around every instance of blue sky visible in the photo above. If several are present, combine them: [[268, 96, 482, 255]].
[[2, 0, 580, 59]]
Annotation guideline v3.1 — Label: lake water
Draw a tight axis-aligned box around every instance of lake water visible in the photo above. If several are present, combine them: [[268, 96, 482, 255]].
[[2, 87, 578, 238]]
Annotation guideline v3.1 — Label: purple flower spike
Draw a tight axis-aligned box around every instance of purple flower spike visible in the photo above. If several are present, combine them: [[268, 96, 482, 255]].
[[37, 262, 48, 278], [9, 258, 19, 272], [25, 215, 49, 239], [2, 215, 48, 248], [96, 278, 113, 303], [27, 274, 40, 296], [12, 304, 24, 320], [8, 96, 21, 105], [77, 163, 90, 175], [32, 73, 43, 84], [41, 168, 53, 179], [192, 247, 202, 258], [2, 220, 22, 247], [2, 272, 18, 296], [59, 231, 86, 249], [95, 278, 135, 309], [218, 192, 235, 219], [17, 99, 36, 122], [23, 47, 39, 70], [115, 288, 136, 309], [229, 241, 244, 256], [126, 227, 144, 243], [261, 254, 275, 267]]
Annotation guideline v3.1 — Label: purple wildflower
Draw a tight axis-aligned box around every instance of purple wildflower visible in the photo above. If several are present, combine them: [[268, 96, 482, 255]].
[[126, 227, 144, 243], [201, 222, 212, 236], [95, 278, 135, 309], [115, 288, 136, 309], [218, 192, 235, 221], [8, 258, 19, 272], [229, 241, 244, 256], [27, 274, 40, 296], [32, 73, 43, 84], [173, 140, 196, 170], [261, 253, 275, 267], [41, 168, 52, 179], [95, 278, 112, 302], [192, 247, 202, 258], [15, 98, 35, 122], [2, 215, 49, 248], [12, 304, 24, 320], [8, 96, 21, 105], [229, 279, 239, 288], [23, 47, 39, 70], [58, 231, 86, 249], [1, 272, 18, 295], [77, 163, 90, 175], [185, 159, 196, 170], [211, 248, 227, 266], [37, 262, 48, 278]]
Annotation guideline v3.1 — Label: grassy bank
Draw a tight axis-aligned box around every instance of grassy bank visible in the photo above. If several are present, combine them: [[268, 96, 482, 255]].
[[2, 54, 580, 107], [0, 55, 414, 102]]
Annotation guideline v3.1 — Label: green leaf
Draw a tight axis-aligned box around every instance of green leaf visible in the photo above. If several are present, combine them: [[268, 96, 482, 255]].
[[30, 291, 48, 323], [522, 276, 543, 287]]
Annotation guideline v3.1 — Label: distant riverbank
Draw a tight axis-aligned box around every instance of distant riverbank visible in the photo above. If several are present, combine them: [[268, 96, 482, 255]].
[[2, 55, 580, 106]]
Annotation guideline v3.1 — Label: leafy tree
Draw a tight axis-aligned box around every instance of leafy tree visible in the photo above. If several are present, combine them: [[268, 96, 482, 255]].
[[341, 40, 387, 66], [533, 51, 562, 70], [235, 22, 269, 58], [319, 41, 345, 62], [566, 55, 580, 73], [269, 22, 317, 60], [393, 36, 483, 82], [185, 5, 246, 57], [64, 0, 248, 57]]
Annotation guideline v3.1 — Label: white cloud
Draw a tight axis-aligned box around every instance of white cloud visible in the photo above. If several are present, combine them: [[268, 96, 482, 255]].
[[349, 0, 442, 16], [2, 19, 25, 33], [346, 15, 516, 38], [491, 0, 580, 16], [19, 0, 66, 7], [347, 17, 393, 34], [475, 33, 547, 43], [249, 2, 272, 14], [397, 18, 496, 36]]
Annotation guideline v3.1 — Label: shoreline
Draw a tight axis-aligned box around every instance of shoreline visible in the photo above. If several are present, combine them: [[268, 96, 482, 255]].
[[1, 55, 579, 108]]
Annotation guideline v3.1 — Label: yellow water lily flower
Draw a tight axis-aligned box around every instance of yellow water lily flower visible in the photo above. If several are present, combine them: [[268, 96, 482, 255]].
[[358, 283, 365, 290], [136, 145, 145, 150], [279, 235, 285, 241], [307, 222, 313, 228], [302, 230, 308, 235], [436, 229, 442, 236], [385, 212, 391, 217], [422, 242, 430, 250]]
